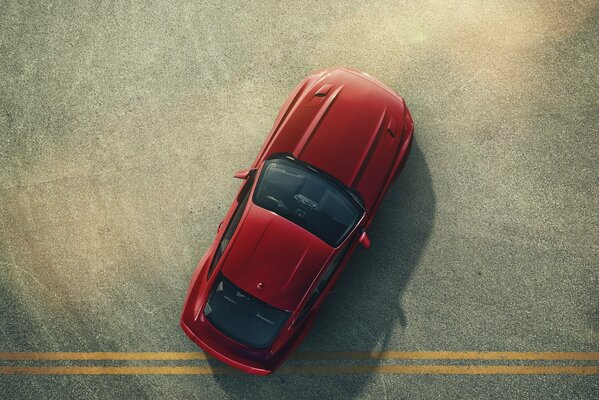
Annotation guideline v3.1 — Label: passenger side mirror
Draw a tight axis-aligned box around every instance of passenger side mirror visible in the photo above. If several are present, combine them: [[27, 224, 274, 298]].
[[358, 231, 371, 249], [233, 169, 252, 180]]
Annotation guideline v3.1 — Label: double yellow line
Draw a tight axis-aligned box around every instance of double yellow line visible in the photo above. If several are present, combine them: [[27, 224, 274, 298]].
[[1, 351, 597, 375]]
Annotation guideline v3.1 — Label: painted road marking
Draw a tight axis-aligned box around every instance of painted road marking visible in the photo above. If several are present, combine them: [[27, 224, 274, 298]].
[[0, 352, 209, 361], [1, 351, 596, 375], [293, 351, 599, 361], [0, 365, 596, 375], [0, 351, 598, 361]]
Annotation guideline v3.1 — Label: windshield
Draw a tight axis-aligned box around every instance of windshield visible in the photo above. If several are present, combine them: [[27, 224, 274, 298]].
[[204, 275, 290, 349], [253, 156, 363, 247]]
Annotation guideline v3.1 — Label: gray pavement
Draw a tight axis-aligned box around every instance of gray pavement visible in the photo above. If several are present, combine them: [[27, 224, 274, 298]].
[[1, 1, 598, 399]]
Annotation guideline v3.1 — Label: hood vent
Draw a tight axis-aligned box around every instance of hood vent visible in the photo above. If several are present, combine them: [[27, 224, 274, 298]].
[[315, 84, 333, 97], [387, 117, 397, 139], [307, 84, 334, 107]]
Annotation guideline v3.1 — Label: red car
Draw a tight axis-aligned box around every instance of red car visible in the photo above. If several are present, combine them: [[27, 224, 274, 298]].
[[180, 68, 414, 375]]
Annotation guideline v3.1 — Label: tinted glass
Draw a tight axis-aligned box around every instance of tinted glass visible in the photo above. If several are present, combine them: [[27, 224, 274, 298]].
[[207, 175, 253, 278], [295, 238, 354, 324], [205, 275, 290, 349], [253, 157, 362, 246]]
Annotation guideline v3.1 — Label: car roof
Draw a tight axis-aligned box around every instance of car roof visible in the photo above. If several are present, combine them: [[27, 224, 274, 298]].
[[220, 201, 334, 311]]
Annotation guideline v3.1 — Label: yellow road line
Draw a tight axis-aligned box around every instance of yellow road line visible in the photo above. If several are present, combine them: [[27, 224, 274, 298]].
[[293, 351, 599, 361], [0, 352, 209, 361], [0, 365, 596, 375], [286, 365, 598, 375], [0, 366, 221, 375], [1, 351, 598, 361]]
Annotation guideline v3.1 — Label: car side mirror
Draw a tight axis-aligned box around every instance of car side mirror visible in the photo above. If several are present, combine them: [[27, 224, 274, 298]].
[[358, 231, 371, 249], [233, 169, 252, 180]]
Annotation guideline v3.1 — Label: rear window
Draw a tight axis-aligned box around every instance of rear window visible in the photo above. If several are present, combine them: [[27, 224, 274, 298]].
[[204, 275, 290, 349]]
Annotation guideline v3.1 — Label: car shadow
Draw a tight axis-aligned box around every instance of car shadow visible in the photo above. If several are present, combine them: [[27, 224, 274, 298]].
[[209, 140, 435, 398]]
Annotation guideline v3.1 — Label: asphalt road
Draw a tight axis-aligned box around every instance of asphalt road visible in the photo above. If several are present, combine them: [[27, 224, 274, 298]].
[[1, 1, 598, 399]]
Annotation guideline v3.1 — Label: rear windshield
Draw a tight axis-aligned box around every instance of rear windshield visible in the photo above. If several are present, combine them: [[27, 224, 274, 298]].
[[204, 275, 290, 349], [253, 157, 363, 247]]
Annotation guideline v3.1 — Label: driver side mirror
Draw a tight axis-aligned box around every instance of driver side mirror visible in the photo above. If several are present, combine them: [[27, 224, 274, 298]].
[[358, 231, 371, 249], [233, 169, 252, 180]]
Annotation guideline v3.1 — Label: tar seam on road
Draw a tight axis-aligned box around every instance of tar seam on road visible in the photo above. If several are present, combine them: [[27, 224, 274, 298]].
[[0, 351, 597, 375]]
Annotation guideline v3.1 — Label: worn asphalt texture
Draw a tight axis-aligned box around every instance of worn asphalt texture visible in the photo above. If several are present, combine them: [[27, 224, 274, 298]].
[[1, 1, 598, 399]]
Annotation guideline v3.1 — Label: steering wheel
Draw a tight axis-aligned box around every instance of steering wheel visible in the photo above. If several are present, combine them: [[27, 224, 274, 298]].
[[266, 195, 289, 212]]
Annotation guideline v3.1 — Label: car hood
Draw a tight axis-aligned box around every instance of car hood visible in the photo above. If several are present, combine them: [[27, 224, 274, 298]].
[[253, 68, 408, 208], [220, 202, 333, 311]]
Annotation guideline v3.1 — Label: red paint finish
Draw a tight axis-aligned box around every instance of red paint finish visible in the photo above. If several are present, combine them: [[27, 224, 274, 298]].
[[221, 203, 332, 311], [252, 68, 412, 209], [181, 68, 414, 375]]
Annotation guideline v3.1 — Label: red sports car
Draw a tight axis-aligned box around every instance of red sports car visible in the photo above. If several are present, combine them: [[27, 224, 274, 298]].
[[180, 68, 414, 375]]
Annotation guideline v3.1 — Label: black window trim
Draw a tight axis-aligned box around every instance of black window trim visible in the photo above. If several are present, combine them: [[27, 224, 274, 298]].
[[293, 234, 357, 325], [207, 172, 255, 279]]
